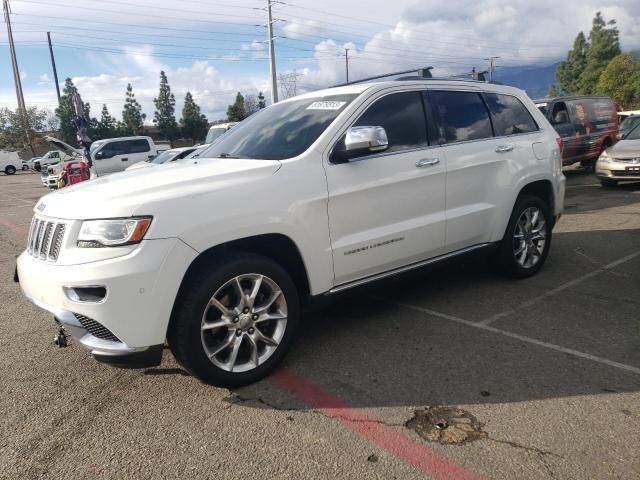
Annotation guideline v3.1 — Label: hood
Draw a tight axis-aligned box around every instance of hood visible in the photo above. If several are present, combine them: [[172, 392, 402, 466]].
[[609, 139, 640, 159], [36, 157, 281, 220], [44, 136, 82, 156], [125, 161, 153, 171]]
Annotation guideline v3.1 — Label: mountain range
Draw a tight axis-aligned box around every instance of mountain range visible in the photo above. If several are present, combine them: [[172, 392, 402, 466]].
[[494, 62, 561, 100]]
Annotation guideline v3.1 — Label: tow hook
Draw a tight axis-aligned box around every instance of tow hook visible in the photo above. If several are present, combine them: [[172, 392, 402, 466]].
[[53, 328, 69, 348]]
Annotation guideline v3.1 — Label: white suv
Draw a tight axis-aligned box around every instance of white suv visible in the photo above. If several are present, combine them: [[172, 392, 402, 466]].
[[17, 78, 565, 386]]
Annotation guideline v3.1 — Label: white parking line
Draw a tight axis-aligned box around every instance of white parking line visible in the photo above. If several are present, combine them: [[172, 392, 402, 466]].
[[0, 194, 36, 206], [392, 301, 640, 376], [478, 250, 640, 326]]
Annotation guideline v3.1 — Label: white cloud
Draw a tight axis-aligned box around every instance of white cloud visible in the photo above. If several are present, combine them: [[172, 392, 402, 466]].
[[39, 73, 50, 82], [283, 19, 325, 39], [20, 70, 27, 81], [241, 40, 265, 51]]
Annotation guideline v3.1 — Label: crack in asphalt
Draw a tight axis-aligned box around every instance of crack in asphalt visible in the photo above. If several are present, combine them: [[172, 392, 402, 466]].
[[487, 435, 561, 458]]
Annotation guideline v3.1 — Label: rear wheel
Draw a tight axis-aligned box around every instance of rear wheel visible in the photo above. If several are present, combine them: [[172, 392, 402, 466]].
[[494, 195, 552, 278], [600, 178, 618, 188], [168, 252, 300, 387], [4, 165, 16, 175]]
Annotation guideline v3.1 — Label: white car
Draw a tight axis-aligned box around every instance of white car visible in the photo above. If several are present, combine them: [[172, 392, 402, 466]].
[[0, 151, 21, 175], [90, 136, 165, 176], [596, 123, 640, 186], [125, 146, 199, 171], [17, 76, 565, 387]]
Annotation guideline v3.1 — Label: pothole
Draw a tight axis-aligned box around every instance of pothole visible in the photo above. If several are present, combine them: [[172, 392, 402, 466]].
[[406, 407, 486, 445]]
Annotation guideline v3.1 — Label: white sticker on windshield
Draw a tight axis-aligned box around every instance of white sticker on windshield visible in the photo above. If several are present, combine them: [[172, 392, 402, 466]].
[[307, 101, 347, 110]]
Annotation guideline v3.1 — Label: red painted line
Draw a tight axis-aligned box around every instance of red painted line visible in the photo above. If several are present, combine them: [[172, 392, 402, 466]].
[[0, 218, 28, 235], [270, 368, 480, 480]]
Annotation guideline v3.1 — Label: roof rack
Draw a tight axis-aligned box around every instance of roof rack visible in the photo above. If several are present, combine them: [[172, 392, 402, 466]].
[[332, 66, 498, 88]]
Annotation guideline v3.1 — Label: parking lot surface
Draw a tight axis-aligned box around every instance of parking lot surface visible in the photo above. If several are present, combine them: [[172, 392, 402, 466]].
[[1, 169, 639, 479]]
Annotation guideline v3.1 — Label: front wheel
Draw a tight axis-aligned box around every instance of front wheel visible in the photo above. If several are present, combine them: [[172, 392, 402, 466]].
[[5, 166, 16, 175], [168, 253, 300, 387], [494, 195, 552, 278]]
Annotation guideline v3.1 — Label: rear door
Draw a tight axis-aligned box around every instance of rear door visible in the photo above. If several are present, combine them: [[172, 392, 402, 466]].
[[126, 139, 154, 164], [93, 140, 127, 175], [325, 90, 446, 286], [428, 90, 539, 251]]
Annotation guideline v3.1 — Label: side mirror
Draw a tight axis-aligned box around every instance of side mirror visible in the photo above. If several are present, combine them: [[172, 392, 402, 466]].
[[95, 150, 111, 160], [332, 126, 389, 163]]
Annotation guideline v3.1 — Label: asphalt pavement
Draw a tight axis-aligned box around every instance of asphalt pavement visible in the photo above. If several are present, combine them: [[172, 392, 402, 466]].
[[0, 168, 638, 480]]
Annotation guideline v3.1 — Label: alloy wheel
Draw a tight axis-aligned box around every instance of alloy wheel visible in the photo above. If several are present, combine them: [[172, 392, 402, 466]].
[[200, 273, 287, 373], [512, 207, 547, 269]]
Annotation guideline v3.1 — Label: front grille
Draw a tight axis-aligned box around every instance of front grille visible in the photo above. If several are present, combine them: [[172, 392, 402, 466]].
[[26, 217, 66, 262], [611, 170, 640, 177], [74, 314, 121, 343]]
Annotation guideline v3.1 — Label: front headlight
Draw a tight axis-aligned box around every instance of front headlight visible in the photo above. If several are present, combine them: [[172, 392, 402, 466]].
[[598, 150, 612, 163], [77, 217, 152, 247]]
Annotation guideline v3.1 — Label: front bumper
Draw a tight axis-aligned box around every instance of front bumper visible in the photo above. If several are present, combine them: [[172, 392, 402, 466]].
[[17, 237, 198, 357], [596, 161, 640, 181]]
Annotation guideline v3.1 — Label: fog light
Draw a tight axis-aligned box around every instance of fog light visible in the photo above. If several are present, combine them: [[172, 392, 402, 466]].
[[63, 286, 107, 303]]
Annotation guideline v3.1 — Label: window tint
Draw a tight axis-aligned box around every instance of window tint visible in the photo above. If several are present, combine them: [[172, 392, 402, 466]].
[[127, 139, 151, 153], [354, 92, 428, 153], [430, 91, 493, 143], [484, 93, 538, 136]]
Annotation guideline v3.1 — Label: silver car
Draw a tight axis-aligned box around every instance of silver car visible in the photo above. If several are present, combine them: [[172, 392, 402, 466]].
[[596, 124, 640, 187]]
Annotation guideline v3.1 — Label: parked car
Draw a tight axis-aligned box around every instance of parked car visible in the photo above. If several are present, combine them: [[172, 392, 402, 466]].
[[125, 146, 199, 171], [205, 122, 237, 145], [0, 150, 21, 175], [89, 136, 165, 176], [618, 114, 640, 139], [32, 150, 76, 172], [17, 77, 565, 387], [596, 123, 640, 187], [535, 96, 618, 169]]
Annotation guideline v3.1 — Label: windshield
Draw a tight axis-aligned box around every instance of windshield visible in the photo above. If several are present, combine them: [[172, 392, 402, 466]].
[[205, 127, 227, 145], [624, 122, 640, 140], [90, 141, 105, 155], [150, 150, 178, 164], [620, 116, 640, 133], [200, 94, 358, 160]]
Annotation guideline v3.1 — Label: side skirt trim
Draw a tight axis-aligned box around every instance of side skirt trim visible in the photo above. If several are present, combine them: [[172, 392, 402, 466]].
[[327, 243, 490, 295]]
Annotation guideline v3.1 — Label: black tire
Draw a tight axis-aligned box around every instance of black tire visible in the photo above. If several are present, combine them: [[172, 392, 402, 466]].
[[600, 178, 618, 188], [34, 163, 41, 172], [493, 195, 553, 279], [168, 252, 300, 387], [5, 165, 16, 175], [22, 165, 29, 171]]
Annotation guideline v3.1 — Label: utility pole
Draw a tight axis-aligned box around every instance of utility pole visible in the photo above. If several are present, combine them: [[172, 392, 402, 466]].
[[3, 0, 32, 153], [344, 48, 350, 83], [485, 56, 499, 82], [47, 32, 61, 105], [266, 0, 278, 104]]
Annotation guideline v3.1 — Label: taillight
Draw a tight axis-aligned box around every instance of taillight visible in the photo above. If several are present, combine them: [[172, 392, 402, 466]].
[[555, 136, 563, 152]]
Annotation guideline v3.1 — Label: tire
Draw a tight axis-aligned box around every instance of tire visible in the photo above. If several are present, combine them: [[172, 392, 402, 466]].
[[600, 178, 618, 188], [5, 165, 16, 175], [34, 163, 41, 172], [168, 252, 300, 387], [22, 165, 29, 171], [494, 195, 552, 279]]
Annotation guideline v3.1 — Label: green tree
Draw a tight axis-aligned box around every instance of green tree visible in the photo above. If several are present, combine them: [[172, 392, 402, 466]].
[[578, 12, 621, 94], [556, 32, 589, 95], [596, 53, 640, 110], [179, 92, 208, 144], [547, 84, 560, 97], [122, 83, 145, 136], [0, 106, 47, 150], [258, 91, 266, 109], [55, 78, 80, 145], [226, 92, 246, 122], [95, 104, 118, 139], [153, 71, 179, 145]]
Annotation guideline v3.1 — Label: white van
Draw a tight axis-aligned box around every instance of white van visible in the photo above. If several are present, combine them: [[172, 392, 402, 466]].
[[205, 123, 237, 145], [0, 151, 21, 175]]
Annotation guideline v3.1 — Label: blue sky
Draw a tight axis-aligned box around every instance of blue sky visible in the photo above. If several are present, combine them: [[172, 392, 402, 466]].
[[1, 0, 639, 120]]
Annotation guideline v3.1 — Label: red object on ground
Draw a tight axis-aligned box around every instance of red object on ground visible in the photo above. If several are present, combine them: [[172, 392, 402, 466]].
[[270, 368, 481, 480], [63, 161, 90, 186]]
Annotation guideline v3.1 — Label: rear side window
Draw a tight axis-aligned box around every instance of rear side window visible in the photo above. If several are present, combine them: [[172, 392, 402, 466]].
[[430, 91, 493, 143], [484, 93, 538, 136], [354, 91, 428, 153], [126, 139, 151, 153]]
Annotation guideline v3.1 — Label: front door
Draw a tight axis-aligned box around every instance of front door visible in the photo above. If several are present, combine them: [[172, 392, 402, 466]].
[[325, 90, 446, 286]]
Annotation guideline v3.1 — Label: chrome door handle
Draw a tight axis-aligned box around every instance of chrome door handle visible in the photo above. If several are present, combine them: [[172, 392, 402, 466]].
[[495, 145, 514, 153], [416, 158, 440, 167]]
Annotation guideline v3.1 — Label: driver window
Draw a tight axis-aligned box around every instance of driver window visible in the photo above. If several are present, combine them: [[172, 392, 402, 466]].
[[353, 92, 428, 153], [551, 102, 569, 124]]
